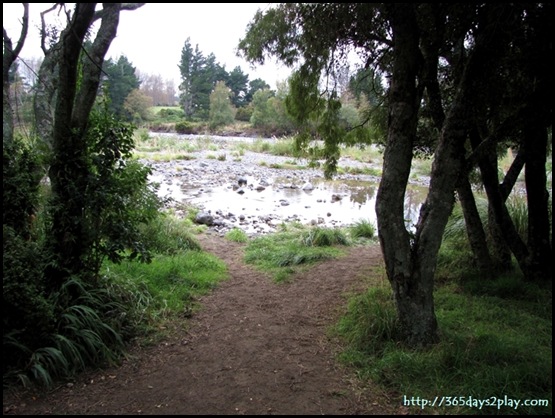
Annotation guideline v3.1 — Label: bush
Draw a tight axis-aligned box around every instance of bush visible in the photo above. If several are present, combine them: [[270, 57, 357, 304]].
[[175, 121, 194, 134], [235, 106, 253, 122], [3, 227, 55, 378]]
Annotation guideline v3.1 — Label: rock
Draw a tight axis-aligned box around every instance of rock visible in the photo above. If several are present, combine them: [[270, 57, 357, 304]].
[[195, 212, 214, 226], [302, 182, 314, 191]]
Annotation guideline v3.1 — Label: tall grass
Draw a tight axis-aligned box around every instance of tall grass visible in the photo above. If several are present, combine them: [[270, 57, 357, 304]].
[[348, 219, 377, 241], [7, 277, 130, 388], [105, 251, 227, 316], [138, 212, 201, 254]]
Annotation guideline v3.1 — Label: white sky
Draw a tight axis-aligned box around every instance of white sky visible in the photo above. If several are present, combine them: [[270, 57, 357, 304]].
[[3, 3, 293, 89]]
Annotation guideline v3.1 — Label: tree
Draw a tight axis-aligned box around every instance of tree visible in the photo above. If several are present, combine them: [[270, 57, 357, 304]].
[[226, 66, 249, 107], [178, 39, 227, 120], [209, 80, 236, 129], [3, 3, 166, 383], [249, 88, 274, 129], [238, 3, 552, 347], [3, 3, 29, 147], [30, 3, 146, 291], [102, 55, 140, 118], [249, 82, 295, 136], [245, 78, 270, 103], [138, 71, 176, 106], [193, 52, 227, 119], [124, 88, 153, 122], [178, 37, 197, 118]]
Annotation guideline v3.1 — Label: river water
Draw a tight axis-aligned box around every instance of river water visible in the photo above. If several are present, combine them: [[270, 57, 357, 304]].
[[147, 134, 429, 234]]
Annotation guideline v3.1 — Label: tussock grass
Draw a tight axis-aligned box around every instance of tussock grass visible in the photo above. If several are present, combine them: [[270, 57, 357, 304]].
[[225, 228, 249, 243], [348, 219, 377, 241], [244, 224, 348, 282], [138, 213, 201, 254]]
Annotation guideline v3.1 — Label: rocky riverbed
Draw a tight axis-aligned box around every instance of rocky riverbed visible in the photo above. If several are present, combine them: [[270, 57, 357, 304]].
[[143, 134, 429, 236]]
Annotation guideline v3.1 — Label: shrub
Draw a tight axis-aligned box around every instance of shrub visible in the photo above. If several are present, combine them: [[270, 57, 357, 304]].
[[175, 121, 194, 134]]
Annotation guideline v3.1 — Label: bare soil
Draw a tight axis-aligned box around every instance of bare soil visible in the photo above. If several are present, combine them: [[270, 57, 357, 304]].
[[3, 232, 403, 415]]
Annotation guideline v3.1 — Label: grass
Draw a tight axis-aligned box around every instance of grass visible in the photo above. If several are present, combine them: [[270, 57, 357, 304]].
[[333, 279, 552, 415], [348, 219, 377, 241], [333, 195, 552, 416], [104, 251, 227, 318], [225, 228, 249, 243], [244, 223, 349, 282]]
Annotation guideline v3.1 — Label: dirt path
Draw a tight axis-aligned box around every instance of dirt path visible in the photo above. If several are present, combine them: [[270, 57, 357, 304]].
[[3, 233, 400, 415]]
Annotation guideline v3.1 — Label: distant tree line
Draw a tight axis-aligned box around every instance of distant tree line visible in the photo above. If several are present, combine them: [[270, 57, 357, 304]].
[[178, 37, 269, 121]]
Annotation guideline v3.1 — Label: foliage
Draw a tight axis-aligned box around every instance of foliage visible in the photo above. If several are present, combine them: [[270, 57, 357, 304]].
[[178, 38, 273, 121], [4, 208, 227, 388], [226, 66, 249, 108], [301, 226, 350, 247], [250, 89, 276, 129], [3, 226, 55, 378], [2, 136, 44, 238], [3, 137, 53, 377], [175, 120, 195, 134], [238, 1, 553, 345], [209, 81, 237, 129], [250, 86, 296, 136], [178, 38, 227, 120], [245, 78, 271, 103], [138, 213, 201, 255], [235, 106, 253, 122], [123, 88, 153, 123], [103, 248, 227, 317], [102, 55, 141, 119], [154, 107, 185, 123], [80, 107, 162, 273]]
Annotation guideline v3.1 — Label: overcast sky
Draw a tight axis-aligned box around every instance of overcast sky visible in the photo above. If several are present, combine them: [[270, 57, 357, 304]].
[[3, 3, 293, 89]]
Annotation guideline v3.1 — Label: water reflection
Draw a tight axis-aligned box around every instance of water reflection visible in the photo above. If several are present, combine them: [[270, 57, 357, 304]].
[[154, 173, 427, 231]]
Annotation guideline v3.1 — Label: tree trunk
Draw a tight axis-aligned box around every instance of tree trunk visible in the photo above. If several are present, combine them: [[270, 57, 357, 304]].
[[46, 4, 98, 289], [376, 5, 439, 347], [469, 130, 515, 272], [3, 4, 29, 147], [477, 146, 530, 276], [456, 178, 492, 276], [523, 124, 552, 281]]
